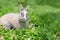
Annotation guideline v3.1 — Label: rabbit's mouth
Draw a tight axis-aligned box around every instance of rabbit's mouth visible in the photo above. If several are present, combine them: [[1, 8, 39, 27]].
[[19, 18, 26, 23], [19, 20, 26, 23], [20, 21, 25, 23]]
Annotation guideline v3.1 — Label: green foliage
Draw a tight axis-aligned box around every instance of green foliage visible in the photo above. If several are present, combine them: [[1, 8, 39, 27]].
[[0, 0, 60, 40]]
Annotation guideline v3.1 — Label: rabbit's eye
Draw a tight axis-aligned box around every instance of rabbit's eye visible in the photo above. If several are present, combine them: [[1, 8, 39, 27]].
[[26, 13, 28, 15], [21, 13, 24, 17], [26, 14, 28, 17]]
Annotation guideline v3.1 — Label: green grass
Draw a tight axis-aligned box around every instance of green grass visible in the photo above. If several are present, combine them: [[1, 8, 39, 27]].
[[0, 0, 60, 40]]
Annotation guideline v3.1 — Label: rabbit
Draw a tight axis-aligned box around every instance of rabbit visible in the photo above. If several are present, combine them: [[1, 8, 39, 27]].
[[0, 4, 30, 29]]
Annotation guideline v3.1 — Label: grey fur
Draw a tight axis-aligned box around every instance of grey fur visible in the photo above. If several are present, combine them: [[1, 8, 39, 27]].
[[0, 13, 29, 29], [0, 4, 30, 29]]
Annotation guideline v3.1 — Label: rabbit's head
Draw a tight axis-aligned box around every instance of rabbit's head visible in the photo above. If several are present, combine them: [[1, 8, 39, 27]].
[[19, 4, 30, 22]]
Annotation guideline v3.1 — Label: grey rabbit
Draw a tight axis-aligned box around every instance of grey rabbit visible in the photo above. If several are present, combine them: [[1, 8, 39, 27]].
[[0, 4, 30, 29]]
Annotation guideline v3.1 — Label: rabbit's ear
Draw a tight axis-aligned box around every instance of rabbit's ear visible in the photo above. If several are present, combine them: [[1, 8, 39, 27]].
[[20, 4, 24, 11], [25, 5, 30, 11]]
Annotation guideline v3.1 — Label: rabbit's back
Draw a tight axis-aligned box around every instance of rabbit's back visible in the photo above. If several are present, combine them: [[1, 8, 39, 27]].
[[0, 13, 22, 29]]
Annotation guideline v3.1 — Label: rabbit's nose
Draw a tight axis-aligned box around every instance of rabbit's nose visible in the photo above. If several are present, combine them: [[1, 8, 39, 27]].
[[23, 18, 26, 20], [23, 17, 26, 20], [21, 18, 25, 21]]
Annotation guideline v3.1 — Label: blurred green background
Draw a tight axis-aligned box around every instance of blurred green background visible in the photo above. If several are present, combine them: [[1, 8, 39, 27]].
[[0, 0, 60, 40]]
